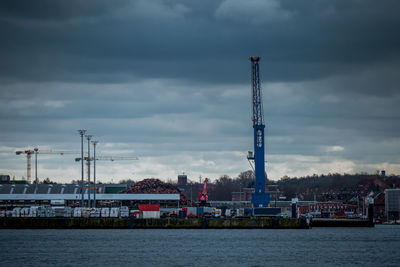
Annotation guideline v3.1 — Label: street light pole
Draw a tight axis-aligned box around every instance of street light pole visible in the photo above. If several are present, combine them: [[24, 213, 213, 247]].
[[78, 130, 86, 207], [86, 135, 93, 208], [34, 148, 38, 193], [92, 141, 99, 209]]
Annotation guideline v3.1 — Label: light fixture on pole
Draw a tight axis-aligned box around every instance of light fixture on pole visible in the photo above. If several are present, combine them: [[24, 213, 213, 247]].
[[34, 148, 38, 193], [85, 135, 93, 208], [91, 140, 99, 209], [78, 130, 86, 207]]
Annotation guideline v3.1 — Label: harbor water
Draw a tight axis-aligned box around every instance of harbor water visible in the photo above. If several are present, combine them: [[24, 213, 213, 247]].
[[1, 225, 399, 266]]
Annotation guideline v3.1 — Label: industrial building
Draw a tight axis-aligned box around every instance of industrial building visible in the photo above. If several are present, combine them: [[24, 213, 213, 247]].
[[385, 189, 400, 220], [0, 183, 180, 208], [232, 185, 284, 202]]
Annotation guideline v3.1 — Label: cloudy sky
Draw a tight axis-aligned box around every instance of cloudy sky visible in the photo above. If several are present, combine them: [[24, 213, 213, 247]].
[[0, 0, 399, 183]]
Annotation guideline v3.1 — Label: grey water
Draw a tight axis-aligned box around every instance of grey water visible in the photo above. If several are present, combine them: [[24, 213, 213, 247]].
[[1, 226, 400, 267]]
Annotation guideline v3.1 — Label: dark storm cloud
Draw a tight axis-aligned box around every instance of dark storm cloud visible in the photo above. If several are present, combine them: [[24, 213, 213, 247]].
[[1, 0, 399, 86], [1, 0, 400, 180], [0, 0, 118, 20]]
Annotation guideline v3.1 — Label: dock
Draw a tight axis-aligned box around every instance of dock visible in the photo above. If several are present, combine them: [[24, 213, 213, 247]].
[[311, 218, 374, 227], [0, 217, 310, 229]]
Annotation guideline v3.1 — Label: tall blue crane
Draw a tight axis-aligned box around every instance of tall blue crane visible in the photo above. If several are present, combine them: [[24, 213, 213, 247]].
[[247, 56, 270, 208]]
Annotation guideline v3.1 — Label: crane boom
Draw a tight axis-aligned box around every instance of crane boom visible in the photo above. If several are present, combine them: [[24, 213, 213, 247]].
[[74, 156, 138, 182], [37, 150, 79, 155], [75, 156, 139, 162], [248, 56, 270, 208], [96, 156, 139, 161], [251, 56, 264, 126], [16, 148, 78, 183]]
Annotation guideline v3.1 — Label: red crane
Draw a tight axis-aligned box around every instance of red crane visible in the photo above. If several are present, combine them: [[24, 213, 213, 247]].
[[199, 178, 208, 206]]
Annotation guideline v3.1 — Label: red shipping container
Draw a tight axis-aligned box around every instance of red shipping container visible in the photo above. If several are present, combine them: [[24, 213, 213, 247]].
[[138, 204, 160, 211]]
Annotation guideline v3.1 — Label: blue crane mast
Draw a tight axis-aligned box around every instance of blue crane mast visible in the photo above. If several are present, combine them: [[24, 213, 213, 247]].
[[248, 56, 270, 208]]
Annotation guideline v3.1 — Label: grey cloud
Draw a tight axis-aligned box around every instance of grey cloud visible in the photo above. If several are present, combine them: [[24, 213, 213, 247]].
[[1, 1, 400, 180], [1, 0, 399, 85], [216, 0, 292, 24], [0, 0, 121, 21]]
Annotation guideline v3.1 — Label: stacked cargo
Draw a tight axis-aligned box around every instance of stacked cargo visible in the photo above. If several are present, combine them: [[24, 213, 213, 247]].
[[20, 207, 30, 217], [29, 207, 38, 217], [186, 207, 197, 217], [64, 207, 73, 217], [120, 206, 129, 218], [238, 208, 245, 217], [212, 209, 222, 217], [178, 210, 186, 218], [82, 208, 91, 218], [231, 209, 237, 217], [124, 178, 193, 206], [130, 209, 140, 218], [48, 207, 55, 217], [139, 204, 160, 219], [197, 207, 204, 217], [2, 205, 243, 219], [37, 206, 47, 217], [53, 207, 66, 217], [160, 208, 179, 217], [203, 207, 213, 216], [225, 209, 231, 217], [110, 207, 120, 218], [90, 208, 101, 218], [73, 207, 82, 217], [12, 207, 21, 217], [101, 208, 110, 218], [185, 207, 197, 217]]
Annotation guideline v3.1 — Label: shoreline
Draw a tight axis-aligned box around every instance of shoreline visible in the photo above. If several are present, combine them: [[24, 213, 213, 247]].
[[0, 217, 311, 229]]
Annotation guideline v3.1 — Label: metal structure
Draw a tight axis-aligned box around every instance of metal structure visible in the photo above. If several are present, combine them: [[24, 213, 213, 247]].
[[247, 56, 270, 208], [16, 148, 77, 185], [15, 150, 34, 183], [75, 156, 139, 162], [85, 135, 93, 208], [78, 129, 86, 207], [199, 178, 209, 206], [91, 140, 99, 208], [34, 148, 38, 187], [75, 156, 138, 207]]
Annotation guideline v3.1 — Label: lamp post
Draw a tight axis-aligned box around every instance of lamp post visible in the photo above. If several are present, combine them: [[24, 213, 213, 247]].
[[34, 148, 38, 193], [86, 135, 93, 208], [78, 130, 86, 207], [92, 141, 99, 208]]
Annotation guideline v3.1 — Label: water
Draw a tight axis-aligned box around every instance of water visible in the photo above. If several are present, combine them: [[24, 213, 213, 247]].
[[1, 226, 400, 266]]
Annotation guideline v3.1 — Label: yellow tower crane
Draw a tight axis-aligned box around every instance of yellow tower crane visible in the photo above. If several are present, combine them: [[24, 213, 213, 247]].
[[16, 148, 79, 184]]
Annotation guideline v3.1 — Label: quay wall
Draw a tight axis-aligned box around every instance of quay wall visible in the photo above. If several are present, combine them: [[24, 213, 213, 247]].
[[311, 218, 374, 227], [0, 217, 309, 229]]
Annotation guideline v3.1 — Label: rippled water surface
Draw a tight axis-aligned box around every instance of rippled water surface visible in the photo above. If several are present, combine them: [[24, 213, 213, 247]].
[[1, 226, 400, 266]]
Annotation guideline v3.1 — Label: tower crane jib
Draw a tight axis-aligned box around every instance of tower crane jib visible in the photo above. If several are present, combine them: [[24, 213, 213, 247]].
[[16, 148, 79, 183]]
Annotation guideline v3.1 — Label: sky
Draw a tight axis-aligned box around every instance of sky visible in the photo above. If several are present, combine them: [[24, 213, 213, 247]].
[[0, 0, 399, 183]]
